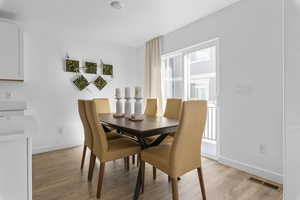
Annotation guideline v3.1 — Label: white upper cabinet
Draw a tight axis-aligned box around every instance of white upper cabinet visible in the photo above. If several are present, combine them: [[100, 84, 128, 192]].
[[0, 19, 23, 81]]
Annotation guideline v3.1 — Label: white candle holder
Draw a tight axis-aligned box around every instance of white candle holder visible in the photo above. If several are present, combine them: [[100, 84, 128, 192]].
[[114, 88, 124, 118], [125, 96, 132, 118], [130, 97, 143, 121], [114, 97, 124, 118]]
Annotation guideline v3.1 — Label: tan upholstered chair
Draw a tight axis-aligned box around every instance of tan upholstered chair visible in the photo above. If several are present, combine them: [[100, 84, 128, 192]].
[[94, 98, 111, 114], [78, 100, 122, 171], [78, 100, 94, 170], [140, 100, 208, 200], [162, 98, 183, 142], [94, 98, 132, 168], [164, 98, 183, 120], [94, 98, 120, 140], [144, 98, 157, 116], [85, 100, 141, 199], [152, 98, 183, 179], [133, 98, 158, 165]]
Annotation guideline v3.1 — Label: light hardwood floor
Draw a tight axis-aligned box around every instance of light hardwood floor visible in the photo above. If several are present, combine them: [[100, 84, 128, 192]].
[[33, 146, 282, 200]]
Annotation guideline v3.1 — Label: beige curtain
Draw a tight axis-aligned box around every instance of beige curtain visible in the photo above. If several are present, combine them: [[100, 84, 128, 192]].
[[144, 37, 163, 114]]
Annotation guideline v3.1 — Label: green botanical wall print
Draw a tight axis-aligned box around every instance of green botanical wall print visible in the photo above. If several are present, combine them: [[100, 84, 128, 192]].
[[102, 64, 113, 76], [85, 62, 97, 74], [73, 75, 89, 91], [64, 55, 114, 92], [66, 59, 80, 72], [94, 76, 107, 91]]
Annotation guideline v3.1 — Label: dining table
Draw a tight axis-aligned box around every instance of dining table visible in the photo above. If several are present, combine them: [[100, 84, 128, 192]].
[[98, 113, 179, 200]]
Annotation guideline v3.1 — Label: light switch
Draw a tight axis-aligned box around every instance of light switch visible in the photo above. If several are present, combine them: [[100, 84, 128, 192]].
[[235, 84, 253, 95]]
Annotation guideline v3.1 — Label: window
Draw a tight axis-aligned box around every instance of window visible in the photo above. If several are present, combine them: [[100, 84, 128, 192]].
[[162, 43, 217, 104], [163, 54, 184, 99]]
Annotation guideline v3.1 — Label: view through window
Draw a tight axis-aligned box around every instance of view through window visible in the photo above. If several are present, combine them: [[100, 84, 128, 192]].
[[162, 46, 216, 104], [162, 42, 217, 147]]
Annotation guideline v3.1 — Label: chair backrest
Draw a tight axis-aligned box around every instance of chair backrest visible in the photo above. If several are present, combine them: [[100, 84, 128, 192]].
[[164, 98, 183, 120], [170, 100, 207, 176], [84, 100, 109, 158], [94, 98, 111, 114], [144, 98, 157, 116], [78, 100, 93, 149]]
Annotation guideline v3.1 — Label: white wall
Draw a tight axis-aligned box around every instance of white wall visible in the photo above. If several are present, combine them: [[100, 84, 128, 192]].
[[138, 0, 283, 183], [136, 45, 146, 90], [285, 0, 300, 199], [0, 21, 141, 154]]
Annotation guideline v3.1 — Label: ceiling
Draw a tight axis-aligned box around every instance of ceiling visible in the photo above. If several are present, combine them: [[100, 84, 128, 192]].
[[0, 0, 241, 47]]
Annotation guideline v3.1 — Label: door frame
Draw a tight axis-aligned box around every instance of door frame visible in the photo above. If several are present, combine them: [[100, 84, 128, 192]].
[[161, 38, 221, 160]]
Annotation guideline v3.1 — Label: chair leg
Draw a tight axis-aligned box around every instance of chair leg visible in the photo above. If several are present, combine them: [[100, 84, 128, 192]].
[[171, 177, 179, 200], [96, 162, 106, 199], [126, 157, 130, 171], [197, 167, 206, 200], [132, 155, 136, 165], [124, 158, 127, 169], [80, 145, 87, 170], [88, 153, 96, 181], [141, 161, 145, 193], [123, 157, 130, 171], [137, 154, 141, 166], [153, 166, 157, 180]]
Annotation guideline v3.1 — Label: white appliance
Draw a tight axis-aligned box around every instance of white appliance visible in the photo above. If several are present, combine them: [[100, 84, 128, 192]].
[[0, 100, 34, 200], [0, 19, 23, 81]]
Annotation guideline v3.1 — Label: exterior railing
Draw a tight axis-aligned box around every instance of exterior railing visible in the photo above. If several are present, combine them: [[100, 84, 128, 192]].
[[203, 105, 217, 141]]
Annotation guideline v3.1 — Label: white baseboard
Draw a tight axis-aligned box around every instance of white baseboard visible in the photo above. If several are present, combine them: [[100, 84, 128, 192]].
[[202, 152, 218, 160], [32, 143, 82, 155], [218, 156, 283, 184]]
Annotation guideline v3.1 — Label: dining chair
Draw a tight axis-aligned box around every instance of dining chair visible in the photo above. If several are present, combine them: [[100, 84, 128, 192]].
[[85, 100, 141, 199], [78, 100, 94, 170], [94, 98, 111, 114], [164, 98, 183, 120], [144, 98, 157, 116], [162, 98, 183, 143], [94, 98, 132, 169], [94, 98, 118, 135], [139, 100, 208, 200], [78, 100, 124, 172], [152, 98, 182, 180], [134, 98, 158, 166]]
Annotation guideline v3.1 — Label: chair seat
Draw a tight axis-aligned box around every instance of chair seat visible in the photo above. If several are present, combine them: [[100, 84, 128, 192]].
[[107, 131, 122, 140], [141, 144, 172, 174], [102, 138, 141, 162], [162, 135, 174, 144], [143, 136, 157, 143]]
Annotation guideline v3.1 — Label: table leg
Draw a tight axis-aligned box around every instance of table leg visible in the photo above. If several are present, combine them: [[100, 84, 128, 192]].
[[137, 137, 148, 149], [133, 159, 143, 200], [102, 124, 111, 132], [150, 134, 168, 147]]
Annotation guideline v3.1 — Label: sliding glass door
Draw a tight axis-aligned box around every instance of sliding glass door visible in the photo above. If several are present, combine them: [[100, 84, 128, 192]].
[[162, 40, 218, 159], [163, 54, 184, 99]]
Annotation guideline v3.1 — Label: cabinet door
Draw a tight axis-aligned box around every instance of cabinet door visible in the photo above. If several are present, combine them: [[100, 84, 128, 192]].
[[0, 138, 29, 200], [0, 20, 23, 81]]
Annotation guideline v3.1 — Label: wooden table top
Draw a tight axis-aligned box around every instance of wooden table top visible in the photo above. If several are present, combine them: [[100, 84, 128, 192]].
[[99, 113, 179, 138]]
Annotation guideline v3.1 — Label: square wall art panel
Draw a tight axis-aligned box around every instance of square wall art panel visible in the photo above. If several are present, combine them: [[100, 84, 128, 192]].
[[66, 59, 80, 72], [94, 76, 107, 91], [103, 64, 113, 76], [85, 62, 97, 74], [73, 75, 89, 91]]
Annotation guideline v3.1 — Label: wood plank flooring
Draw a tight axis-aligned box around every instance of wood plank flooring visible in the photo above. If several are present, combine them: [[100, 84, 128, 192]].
[[32, 146, 282, 200]]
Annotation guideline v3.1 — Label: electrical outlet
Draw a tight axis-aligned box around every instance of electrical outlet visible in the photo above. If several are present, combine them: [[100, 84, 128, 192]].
[[259, 144, 266, 154]]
